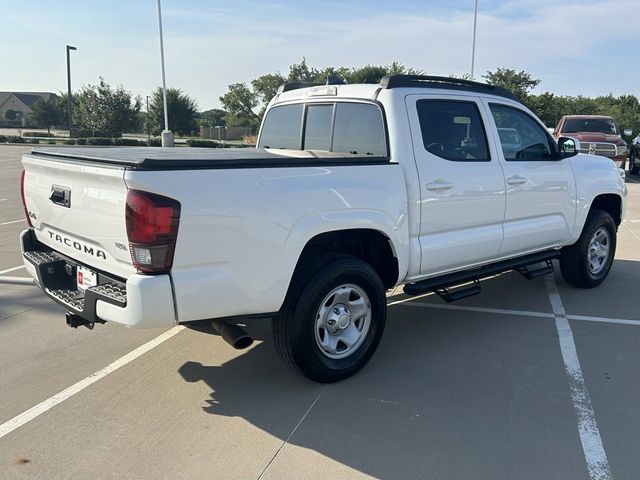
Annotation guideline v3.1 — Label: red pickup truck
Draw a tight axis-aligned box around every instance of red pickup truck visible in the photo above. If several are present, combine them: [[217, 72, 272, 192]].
[[554, 115, 628, 166]]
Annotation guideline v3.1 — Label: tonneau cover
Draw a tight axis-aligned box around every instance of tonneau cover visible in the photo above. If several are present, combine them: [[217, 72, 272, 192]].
[[30, 147, 389, 170]]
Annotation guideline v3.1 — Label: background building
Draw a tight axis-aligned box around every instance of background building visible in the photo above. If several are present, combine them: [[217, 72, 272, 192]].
[[0, 92, 58, 127]]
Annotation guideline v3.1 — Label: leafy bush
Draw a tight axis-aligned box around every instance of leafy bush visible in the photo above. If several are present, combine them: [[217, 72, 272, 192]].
[[186, 139, 220, 148], [87, 137, 113, 145], [47, 140, 56, 144], [64, 139, 76, 145], [114, 138, 146, 146], [8, 136, 25, 143], [0, 135, 8, 143], [23, 132, 54, 138], [76, 138, 87, 145], [27, 139, 40, 144], [147, 138, 161, 147], [75, 129, 120, 139], [74, 129, 92, 138]]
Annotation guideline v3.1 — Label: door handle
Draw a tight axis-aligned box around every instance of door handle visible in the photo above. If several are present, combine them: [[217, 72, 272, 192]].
[[506, 175, 527, 186], [426, 181, 453, 191]]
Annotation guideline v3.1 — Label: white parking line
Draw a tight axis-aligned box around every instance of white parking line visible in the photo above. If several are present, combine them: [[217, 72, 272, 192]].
[[0, 198, 8, 202], [0, 219, 25, 226], [569, 313, 640, 326], [393, 300, 640, 326], [393, 300, 555, 319], [0, 265, 25, 275], [0, 325, 185, 440], [623, 222, 640, 241], [545, 276, 612, 480]]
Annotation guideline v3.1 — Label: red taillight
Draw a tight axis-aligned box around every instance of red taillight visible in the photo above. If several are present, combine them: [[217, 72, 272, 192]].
[[20, 170, 33, 227], [125, 189, 181, 274]]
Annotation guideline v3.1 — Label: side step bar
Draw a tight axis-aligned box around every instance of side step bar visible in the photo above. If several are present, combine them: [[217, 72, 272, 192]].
[[404, 249, 561, 302]]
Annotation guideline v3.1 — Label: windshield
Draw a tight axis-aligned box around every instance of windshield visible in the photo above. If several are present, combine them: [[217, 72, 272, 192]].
[[563, 118, 618, 134]]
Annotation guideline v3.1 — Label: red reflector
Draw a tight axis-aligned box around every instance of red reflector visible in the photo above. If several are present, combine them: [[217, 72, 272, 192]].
[[20, 170, 33, 228], [125, 190, 180, 274]]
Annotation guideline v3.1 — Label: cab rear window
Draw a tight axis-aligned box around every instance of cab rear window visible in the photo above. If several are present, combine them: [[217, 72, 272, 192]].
[[258, 102, 388, 157], [257, 104, 303, 150]]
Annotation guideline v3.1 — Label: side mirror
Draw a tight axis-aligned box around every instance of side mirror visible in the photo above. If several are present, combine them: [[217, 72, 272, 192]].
[[558, 136, 580, 158], [623, 128, 633, 137]]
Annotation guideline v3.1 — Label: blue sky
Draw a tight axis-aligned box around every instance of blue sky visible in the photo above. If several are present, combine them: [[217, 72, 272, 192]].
[[1, 0, 638, 110]]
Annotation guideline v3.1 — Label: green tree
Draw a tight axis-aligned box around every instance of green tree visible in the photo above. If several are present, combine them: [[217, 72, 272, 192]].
[[527, 92, 561, 127], [593, 94, 640, 136], [251, 73, 286, 117], [31, 97, 62, 135], [286, 58, 319, 82], [219, 83, 261, 128], [198, 108, 227, 127], [148, 88, 198, 136], [74, 78, 141, 136], [220, 59, 424, 128], [525, 92, 640, 135], [56, 92, 77, 129], [483, 68, 541, 103]]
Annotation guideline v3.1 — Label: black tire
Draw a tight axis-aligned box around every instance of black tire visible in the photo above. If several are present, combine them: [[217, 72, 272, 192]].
[[560, 209, 616, 288], [629, 151, 639, 175], [273, 255, 386, 383]]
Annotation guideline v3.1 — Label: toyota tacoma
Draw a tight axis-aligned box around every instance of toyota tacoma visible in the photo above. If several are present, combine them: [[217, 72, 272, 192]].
[[19, 76, 627, 382]]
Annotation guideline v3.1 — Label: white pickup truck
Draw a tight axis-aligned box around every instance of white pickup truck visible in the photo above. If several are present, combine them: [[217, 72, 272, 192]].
[[20, 75, 626, 382]]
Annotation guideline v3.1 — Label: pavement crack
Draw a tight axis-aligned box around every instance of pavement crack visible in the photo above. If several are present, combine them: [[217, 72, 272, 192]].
[[1, 307, 36, 322], [257, 385, 327, 480]]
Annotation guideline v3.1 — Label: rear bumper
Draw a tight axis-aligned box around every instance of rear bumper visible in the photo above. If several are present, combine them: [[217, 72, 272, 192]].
[[21, 229, 176, 329]]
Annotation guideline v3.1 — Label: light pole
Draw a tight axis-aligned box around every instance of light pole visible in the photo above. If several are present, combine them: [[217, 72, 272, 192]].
[[470, 0, 478, 80], [66, 45, 77, 137], [156, 0, 173, 146]]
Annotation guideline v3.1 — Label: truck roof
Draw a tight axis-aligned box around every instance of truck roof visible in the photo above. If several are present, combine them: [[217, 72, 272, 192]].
[[273, 75, 521, 104]]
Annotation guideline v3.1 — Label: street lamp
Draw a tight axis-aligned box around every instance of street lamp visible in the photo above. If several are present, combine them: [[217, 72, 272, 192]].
[[470, 0, 478, 80], [66, 45, 77, 137], [156, 0, 174, 147]]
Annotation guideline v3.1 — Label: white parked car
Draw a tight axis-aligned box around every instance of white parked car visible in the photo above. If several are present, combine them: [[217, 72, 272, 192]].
[[19, 75, 627, 382]]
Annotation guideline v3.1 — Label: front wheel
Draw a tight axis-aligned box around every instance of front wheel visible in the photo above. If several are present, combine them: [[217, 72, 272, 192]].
[[560, 209, 617, 288], [273, 256, 387, 383]]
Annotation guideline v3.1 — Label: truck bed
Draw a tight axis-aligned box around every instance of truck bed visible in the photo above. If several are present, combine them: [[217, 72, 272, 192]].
[[30, 147, 389, 170]]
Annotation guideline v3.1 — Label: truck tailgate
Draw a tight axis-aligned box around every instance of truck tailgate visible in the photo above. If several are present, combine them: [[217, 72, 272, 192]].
[[22, 153, 135, 279]]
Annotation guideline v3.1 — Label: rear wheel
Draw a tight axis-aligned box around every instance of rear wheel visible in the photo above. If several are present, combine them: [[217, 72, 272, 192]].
[[273, 256, 386, 383], [560, 209, 616, 288]]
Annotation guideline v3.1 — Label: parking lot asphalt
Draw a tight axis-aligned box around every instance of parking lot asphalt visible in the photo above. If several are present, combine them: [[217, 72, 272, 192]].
[[0, 144, 639, 480]]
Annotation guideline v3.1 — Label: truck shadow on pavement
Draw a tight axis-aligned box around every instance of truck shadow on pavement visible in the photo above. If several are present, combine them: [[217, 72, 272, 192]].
[[175, 259, 639, 479], [0, 284, 62, 322]]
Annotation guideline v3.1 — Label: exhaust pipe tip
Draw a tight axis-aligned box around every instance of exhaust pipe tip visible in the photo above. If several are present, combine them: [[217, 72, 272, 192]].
[[232, 334, 254, 350], [211, 319, 254, 350]]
